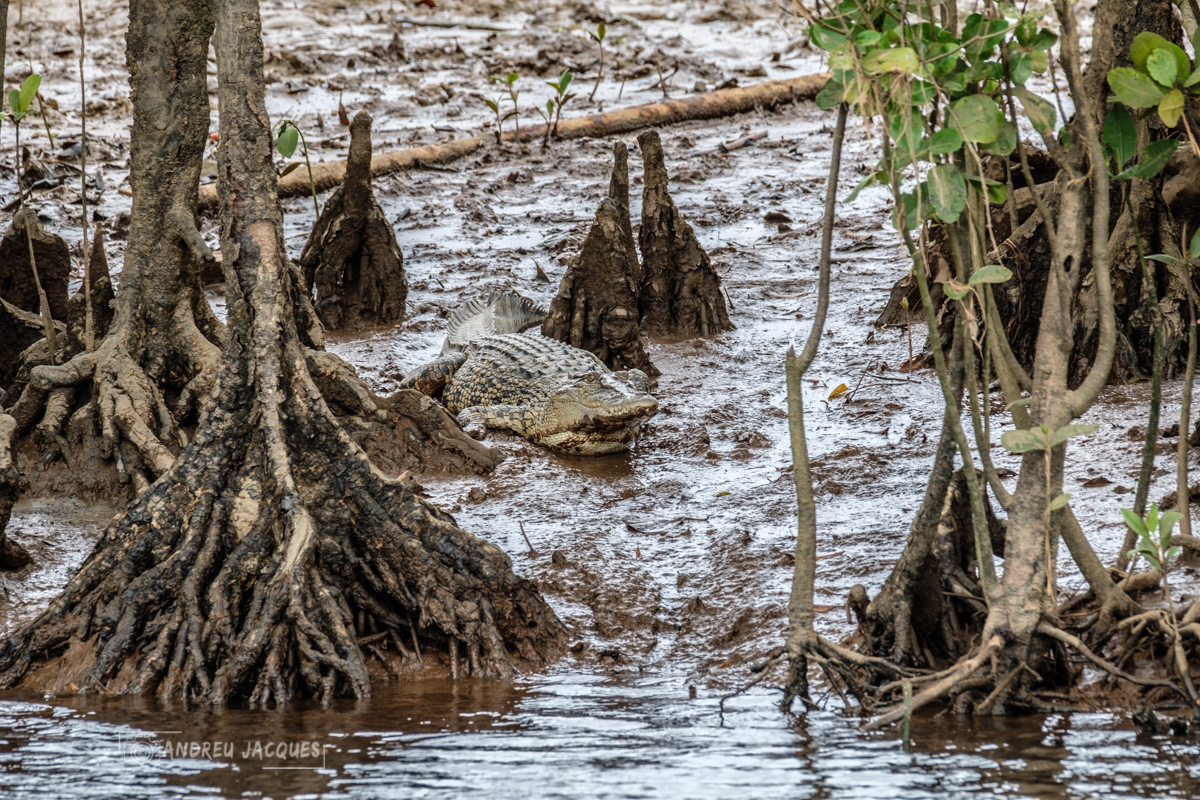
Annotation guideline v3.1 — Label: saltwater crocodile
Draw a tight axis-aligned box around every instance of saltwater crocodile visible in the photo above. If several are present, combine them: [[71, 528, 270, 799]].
[[399, 292, 658, 454]]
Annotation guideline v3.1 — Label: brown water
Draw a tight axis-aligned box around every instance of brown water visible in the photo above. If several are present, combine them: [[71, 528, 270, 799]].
[[5, 1, 1199, 797], [1, 678, 1199, 799]]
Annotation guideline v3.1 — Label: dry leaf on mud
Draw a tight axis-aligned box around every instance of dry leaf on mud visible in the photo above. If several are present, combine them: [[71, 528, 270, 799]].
[[828, 382, 849, 400]]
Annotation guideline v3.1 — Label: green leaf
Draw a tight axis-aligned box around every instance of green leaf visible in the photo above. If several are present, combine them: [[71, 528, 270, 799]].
[[985, 180, 1007, 204], [943, 278, 970, 300], [276, 124, 299, 159], [1184, 69, 1200, 89], [929, 128, 963, 156], [484, 99, 499, 113], [1158, 509, 1183, 543], [1190, 227, 1200, 260], [1147, 503, 1160, 533], [893, 187, 932, 230], [1146, 49, 1178, 88], [1030, 50, 1048, 73], [1128, 139, 1180, 180], [862, 47, 919, 75], [17, 74, 40, 115], [1131, 546, 1162, 571], [928, 164, 967, 223], [810, 21, 847, 51], [1130, 32, 1191, 83], [507, 72, 519, 84], [7, 89, 20, 120], [854, 30, 881, 47], [815, 79, 844, 111], [1122, 507, 1149, 537], [1049, 422, 1100, 447], [1107, 67, 1168, 108], [597, 22, 606, 41], [1049, 493, 1071, 511], [1158, 88, 1184, 128], [1009, 52, 1033, 85], [984, 121, 1017, 156], [1030, 29, 1057, 52], [968, 264, 1013, 285], [950, 94, 1003, 143], [1146, 254, 1181, 264], [1014, 87, 1056, 134], [1103, 104, 1137, 170], [844, 171, 882, 203], [561, 70, 573, 92], [1001, 428, 1049, 453]]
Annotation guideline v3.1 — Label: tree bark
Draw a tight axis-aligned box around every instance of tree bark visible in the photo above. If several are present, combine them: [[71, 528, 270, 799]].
[[0, 0, 564, 703], [2, 0, 224, 500]]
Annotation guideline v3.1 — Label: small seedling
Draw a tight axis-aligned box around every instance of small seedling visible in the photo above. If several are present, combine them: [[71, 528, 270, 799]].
[[588, 23, 607, 103], [488, 72, 521, 140], [1123, 503, 1182, 573], [276, 120, 319, 218], [4, 73, 57, 361], [545, 70, 576, 143], [483, 96, 505, 142], [536, 98, 556, 149]]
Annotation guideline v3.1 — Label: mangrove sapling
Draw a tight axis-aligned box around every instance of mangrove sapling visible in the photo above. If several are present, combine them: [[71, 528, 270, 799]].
[[1097, 101, 1184, 571], [788, 0, 1200, 724], [1178, 227, 1200, 539], [276, 119, 319, 218], [588, 23, 606, 103], [483, 95, 505, 143], [546, 70, 576, 140], [488, 72, 521, 139], [5, 73, 57, 362], [722, 103, 915, 716], [536, 98, 555, 149], [1122, 505, 1200, 708]]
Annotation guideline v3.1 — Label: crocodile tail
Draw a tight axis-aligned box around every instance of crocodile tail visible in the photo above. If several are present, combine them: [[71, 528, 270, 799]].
[[441, 290, 547, 353]]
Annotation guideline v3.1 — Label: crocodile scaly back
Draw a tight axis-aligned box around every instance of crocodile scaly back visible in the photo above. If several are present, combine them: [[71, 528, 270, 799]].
[[441, 291, 547, 354]]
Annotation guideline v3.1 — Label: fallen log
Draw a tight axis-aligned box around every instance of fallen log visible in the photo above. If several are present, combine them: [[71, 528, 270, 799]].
[[512, 73, 829, 143], [199, 73, 829, 208]]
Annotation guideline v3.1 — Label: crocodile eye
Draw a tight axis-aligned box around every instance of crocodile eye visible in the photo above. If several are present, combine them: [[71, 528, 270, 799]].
[[585, 374, 598, 383]]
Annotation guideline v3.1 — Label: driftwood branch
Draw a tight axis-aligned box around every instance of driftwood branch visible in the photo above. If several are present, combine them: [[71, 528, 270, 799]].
[[198, 74, 829, 208]]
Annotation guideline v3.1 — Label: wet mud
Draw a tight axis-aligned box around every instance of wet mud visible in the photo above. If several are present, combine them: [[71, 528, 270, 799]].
[[1, 0, 1199, 797]]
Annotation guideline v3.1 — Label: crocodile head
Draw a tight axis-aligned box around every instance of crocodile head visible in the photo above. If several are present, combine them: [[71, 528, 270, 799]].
[[534, 369, 658, 454]]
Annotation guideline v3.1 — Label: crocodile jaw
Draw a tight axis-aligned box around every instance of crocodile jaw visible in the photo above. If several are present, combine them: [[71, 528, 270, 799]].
[[532, 394, 658, 454]]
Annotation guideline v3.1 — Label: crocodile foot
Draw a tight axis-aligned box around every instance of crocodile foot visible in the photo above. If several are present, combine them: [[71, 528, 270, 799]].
[[456, 408, 489, 440]]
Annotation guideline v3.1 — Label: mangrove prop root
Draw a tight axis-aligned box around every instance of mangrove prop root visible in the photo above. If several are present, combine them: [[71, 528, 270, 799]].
[[637, 130, 733, 338], [0, 413, 32, 569], [298, 111, 407, 331], [542, 142, 657, 376]]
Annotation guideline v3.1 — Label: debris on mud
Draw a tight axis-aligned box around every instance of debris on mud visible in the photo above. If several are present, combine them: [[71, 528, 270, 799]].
[[300, 111, 408, 330]]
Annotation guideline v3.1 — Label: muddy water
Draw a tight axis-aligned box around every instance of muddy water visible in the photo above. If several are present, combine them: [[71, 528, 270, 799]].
[[4, 0, 1200, 797], [1, 679, 1199, 799]]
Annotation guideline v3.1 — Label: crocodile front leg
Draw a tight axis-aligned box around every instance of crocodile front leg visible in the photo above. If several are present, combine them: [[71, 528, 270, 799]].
[[456, 404, 528, 441], [396, 351, 469, 396]]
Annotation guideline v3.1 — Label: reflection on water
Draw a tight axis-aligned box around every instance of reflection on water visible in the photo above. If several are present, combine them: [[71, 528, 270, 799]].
[[0, 674, 1197, 799]]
